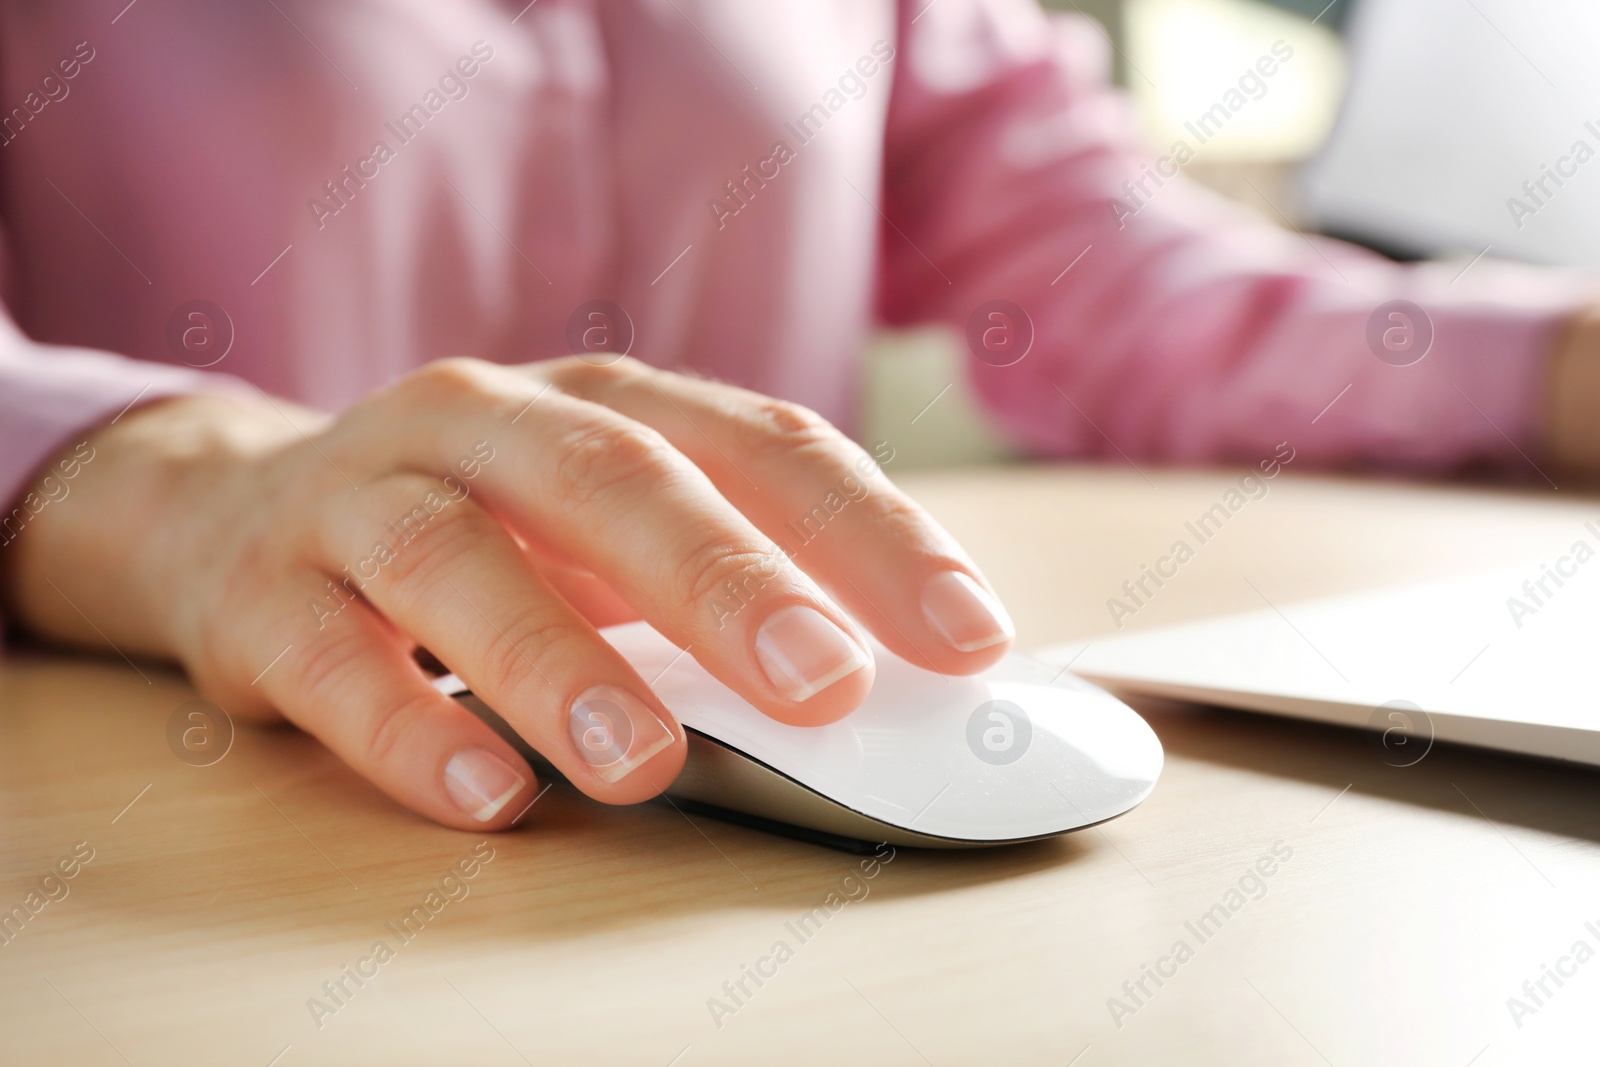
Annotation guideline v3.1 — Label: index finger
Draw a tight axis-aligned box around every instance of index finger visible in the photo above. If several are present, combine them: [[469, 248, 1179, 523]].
[[548, 359, 1017, 675]]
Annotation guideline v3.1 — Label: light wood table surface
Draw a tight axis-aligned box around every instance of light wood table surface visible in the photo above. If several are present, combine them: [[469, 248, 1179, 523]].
[[5, 465, 1600, 1066]]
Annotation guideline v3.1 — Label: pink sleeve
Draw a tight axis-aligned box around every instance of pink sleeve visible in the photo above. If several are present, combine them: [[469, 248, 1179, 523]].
[[879, 0, 1595, 470], [0, 326, 224, 511]]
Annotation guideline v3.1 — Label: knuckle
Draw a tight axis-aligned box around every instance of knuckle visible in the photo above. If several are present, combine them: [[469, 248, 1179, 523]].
[[476, 615, 587, 695], [862, 491, 935, 541], [847, 490, 946, 558], [393, 357, 499, 410], [417, 356, 496, 393], [732, 397, 841, 458], [319, 473, 491, 608], [677, 538, 787, 614], [547, 354, 649, 394], [286, 617, 373, 707], [377, 500, 488, 597], [356, 689, 438, 770], [549, 416, 676, 508]]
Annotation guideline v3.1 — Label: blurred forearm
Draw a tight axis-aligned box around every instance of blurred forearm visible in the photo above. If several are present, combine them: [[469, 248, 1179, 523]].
[[1545, 305, 1600, 474]]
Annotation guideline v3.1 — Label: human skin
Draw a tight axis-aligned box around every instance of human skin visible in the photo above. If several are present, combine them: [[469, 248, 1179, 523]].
[[0, 357, 1015, 831], [1546, 306, 1600, 473]]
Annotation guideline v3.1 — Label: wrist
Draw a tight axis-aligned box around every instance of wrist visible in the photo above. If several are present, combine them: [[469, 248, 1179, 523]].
[[0, 392, 318, 658]]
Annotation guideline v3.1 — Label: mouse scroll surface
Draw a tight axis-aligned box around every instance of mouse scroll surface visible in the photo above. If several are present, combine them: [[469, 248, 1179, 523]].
[[600, 622, 1162, 845]]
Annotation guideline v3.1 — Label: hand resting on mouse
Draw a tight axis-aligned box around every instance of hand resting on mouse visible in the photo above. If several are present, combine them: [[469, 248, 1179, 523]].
[[0, 356, 1015, 830]]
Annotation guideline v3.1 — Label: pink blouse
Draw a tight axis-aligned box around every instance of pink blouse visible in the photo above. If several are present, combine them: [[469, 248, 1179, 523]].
[[0, 0, 1589, 517]]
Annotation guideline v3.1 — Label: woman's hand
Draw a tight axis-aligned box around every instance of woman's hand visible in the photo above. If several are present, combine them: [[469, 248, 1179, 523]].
[[0, 357, 1015, 830]]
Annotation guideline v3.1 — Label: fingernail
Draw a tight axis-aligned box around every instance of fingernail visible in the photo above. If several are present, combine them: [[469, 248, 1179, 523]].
[[920, 570, 1015, 652], [755, 604, 871, 701], [568, 685, 677, 783], [444, 748, 528, 822]]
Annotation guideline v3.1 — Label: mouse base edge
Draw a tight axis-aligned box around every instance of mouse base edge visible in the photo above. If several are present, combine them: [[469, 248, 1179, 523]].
[[671, 730, 1126, 850], [657, 797, 894, 855]]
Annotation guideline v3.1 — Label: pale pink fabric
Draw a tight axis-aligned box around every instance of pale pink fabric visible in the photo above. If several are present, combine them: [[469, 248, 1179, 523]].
[[0, 0, 1590, 514]]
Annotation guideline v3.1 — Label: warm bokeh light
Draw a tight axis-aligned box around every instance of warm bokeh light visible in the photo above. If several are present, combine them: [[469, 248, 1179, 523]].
[[1126, 0, 1344, 161]]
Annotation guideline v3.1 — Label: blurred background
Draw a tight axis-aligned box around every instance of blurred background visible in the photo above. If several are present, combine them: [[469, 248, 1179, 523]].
[[865, 0, 1352, 468], [864, 0, 1597, 467]]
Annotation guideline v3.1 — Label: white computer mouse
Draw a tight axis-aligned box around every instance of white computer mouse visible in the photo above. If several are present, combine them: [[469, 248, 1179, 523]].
[[437, 620, 1162, 850]]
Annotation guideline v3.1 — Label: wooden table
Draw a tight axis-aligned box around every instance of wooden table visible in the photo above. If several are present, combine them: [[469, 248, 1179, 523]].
[[5, 465, 1600, 1066]]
